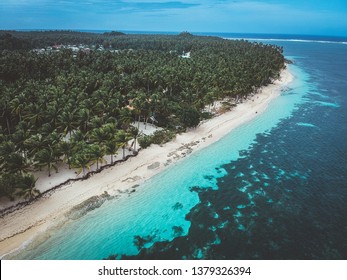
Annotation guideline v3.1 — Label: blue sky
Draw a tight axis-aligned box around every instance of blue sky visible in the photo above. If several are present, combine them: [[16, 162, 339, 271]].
[[1, 0, 347, 36]]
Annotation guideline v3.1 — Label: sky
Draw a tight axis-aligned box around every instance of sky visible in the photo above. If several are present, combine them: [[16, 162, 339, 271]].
[[1, 0, 347, 36]]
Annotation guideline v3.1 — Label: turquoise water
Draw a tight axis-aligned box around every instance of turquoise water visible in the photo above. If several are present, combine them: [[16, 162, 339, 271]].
[[125, 41, 347, 259], [16, 63, 309, 259]]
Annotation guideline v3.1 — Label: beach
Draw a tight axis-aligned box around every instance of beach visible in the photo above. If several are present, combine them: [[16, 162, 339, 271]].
[[0, 67, 293, 259]]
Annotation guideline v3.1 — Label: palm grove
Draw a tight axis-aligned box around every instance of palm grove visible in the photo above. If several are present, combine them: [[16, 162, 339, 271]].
[[0, 31, 285, 201]]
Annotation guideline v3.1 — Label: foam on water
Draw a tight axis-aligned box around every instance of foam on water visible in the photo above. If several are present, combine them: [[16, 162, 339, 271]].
[[225, 37, 347, 45], [313, 101, 340, 108], [296, 122, 318, 128]]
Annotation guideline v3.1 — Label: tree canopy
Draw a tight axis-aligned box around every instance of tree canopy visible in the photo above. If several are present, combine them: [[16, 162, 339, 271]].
[[0, 31, 285, 201]]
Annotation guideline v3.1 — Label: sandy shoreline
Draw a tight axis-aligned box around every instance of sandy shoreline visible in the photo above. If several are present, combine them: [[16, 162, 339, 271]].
[[0, 67, 294, 259]]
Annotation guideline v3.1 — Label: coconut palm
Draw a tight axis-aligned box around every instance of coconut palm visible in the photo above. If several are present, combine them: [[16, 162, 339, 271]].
[[46, 101, 61, 128], [119, 108, 133, 130], [71, 152, 94, 176], [103, 122, 118, 138], [0, 172, 17, 200], [34, 147, 58, 176], [89, 127, 108, 145], [0, 141, 17, 165], [105, 139, 118, 164], [89, 144, 106, 170], [0, 144, 29, 174], [78, 108, 91, 132], [16, 174, 40, 201], [9, 93, 26, 122], [24, 133, 48, 159], [116, 130, 131, 159], [128, 126, 140, 153], [88, 115, 105, 130], [59, 141, 73, 169], [58, 110, 78, 137], [71, 129, 86, 143], [26, 103, 44, 127], [0, 89, 14, 134]]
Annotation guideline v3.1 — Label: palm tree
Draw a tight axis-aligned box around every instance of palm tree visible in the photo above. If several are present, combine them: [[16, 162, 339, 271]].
[[58, 110, 78, 137], [105, 139, 118, 164], [116, 130, 131, 159], [34, 147, 58, 176], [71, 129, 86, 143], [9, 93, 26, 122], [0, 140, 17, 167], [14, 153, 30, 174], [89, 127, 108, 145], [94, 100, 106, 117], [103, 122, 118, 137], [46, 131, 62, 147], [128, 126, 140, 153], [203, 92, 215, 112], [0, 89, 14, 134], [88, 115, 105, 130], [26, 103, 44, 127], [78, 108, 90, 132], [0, 172, 17, 200], [119, 108, 133, 130], [59, 141, 73, 169], [1, 146, 30, 175], [71, 153, 93, 176], [105, 98, 120, 119], [24, 133, 48, 159], [46, 101, 61, 128], [89, 144, 106, 170], [133, 92, 150, 128], [16, 174, 40, 201]]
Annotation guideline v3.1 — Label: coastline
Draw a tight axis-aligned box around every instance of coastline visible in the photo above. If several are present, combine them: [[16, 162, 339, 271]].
[[0, 66, 294, 259]]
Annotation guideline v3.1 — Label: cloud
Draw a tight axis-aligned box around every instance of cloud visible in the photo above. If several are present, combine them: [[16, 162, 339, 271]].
[[0, 0, 346, 36], [1, 0, 199, 11], [122, 1, 200, 11]]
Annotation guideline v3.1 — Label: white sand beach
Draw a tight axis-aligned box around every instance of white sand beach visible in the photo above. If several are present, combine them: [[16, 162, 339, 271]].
[[0, 67, 293, 259]]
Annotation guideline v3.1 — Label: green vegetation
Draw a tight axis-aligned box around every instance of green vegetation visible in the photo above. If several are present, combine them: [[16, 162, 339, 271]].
[[138, 130, 176, 149], [0, 31, 285, 201]]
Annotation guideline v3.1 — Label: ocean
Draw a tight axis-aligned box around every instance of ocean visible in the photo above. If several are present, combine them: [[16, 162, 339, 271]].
[[14, 34, 347, 260]]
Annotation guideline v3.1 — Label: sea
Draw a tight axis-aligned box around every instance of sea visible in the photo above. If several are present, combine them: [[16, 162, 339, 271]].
[[12, 33, 347, 260]]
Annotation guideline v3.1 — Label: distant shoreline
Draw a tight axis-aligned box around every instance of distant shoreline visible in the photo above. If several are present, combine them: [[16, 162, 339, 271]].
[[3, 30, 347, 43], [0, 66, 294, 259]]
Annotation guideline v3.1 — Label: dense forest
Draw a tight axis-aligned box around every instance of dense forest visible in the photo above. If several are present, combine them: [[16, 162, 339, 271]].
[[0, 30, 125, 51], [0, 31, 285, 202]]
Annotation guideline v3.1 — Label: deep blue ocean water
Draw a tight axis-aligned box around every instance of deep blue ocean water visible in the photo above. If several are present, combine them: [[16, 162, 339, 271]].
[[13, 34, 347, 260]]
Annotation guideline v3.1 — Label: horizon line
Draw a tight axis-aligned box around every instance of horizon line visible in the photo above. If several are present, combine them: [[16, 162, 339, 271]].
[[2, 29, 347, 39]]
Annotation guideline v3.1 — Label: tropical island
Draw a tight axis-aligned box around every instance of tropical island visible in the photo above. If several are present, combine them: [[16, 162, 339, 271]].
[[0, 30, 292, 258]]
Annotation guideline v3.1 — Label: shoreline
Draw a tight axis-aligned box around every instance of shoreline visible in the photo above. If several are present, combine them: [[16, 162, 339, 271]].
[[0, 66, 294, 259]]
